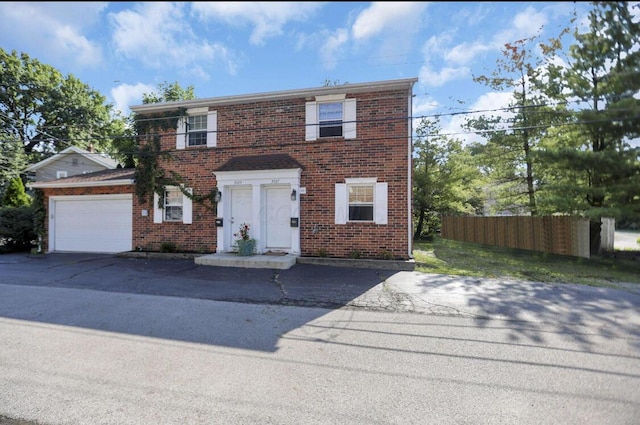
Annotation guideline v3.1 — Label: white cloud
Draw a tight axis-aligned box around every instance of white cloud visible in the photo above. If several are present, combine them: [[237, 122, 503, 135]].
[[419, 65, 470, 87], [111, 83, 156, 116], [351, 2, 427, 40], [493, 6, 548, 47], [0, 2, 104, 68], [445, 42, 490, 66], [192, 2, 323, 45], [109, 3, 238, 76], [319, 28, 349, 70]]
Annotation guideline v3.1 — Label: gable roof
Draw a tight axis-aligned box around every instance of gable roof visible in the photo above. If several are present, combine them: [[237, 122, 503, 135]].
[[28, 167, 135, 189], [215, 154, 304, 172], [25, 146, 119, 172]]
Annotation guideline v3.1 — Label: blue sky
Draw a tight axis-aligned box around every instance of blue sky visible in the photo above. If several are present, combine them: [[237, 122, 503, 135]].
[[0, 2, 608, 143]]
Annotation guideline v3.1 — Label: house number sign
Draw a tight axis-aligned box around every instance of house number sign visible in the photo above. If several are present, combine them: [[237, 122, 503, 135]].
[[234, 180, 243, 185]]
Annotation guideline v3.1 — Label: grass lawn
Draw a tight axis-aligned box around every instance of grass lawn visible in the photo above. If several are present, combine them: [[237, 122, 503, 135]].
[[412, 236, 640, 289]]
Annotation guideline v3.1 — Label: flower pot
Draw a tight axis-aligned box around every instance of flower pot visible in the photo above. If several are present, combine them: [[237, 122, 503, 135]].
[[237, 239, 255, 256]]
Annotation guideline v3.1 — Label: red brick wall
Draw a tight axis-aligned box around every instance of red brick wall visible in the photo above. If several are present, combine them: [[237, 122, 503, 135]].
[[136, 88, 412, 258]]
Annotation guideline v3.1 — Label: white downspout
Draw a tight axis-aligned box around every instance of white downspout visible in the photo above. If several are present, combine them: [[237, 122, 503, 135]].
[[407, 84, 415, 259]]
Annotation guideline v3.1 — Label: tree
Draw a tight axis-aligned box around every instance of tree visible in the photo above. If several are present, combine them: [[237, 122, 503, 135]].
[[2, 177, 31, 207], [539, 1, 640, 247], [0, 137, 27, 187], [142, 81, 197, 104], [413, 117, 484, 238], [465, 34, 570, 216], [0, 48, 129, 164]]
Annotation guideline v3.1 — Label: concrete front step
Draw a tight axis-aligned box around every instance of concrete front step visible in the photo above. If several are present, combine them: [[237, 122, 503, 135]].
[[194, 252, 297, 270]]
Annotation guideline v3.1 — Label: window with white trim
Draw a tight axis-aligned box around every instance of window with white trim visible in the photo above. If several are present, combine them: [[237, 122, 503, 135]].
[[153, 187, 193, 224], [348, 184, 374, 221], [306, 96, 356, 141], [164, 187, 183, 222], [56, 171, 67, 179], [335, 178, 387, 225], [319, 102, 343, 137], [176, 108, 217, 149], [187, 114, 207, 146]]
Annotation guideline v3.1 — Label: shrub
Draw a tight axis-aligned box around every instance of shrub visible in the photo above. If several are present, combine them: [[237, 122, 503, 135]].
[[0, 206, 36, 252], [159, 241, 177, 253]]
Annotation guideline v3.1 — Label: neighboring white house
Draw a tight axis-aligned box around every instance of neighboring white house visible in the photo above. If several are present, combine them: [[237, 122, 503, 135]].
[[25, 146, 120, 182]]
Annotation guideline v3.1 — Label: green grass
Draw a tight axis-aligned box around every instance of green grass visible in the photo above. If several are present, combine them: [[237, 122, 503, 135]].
[[413, 236, 640, 289]]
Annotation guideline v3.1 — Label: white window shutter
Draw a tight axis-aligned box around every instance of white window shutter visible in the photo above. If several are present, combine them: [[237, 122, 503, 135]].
[[305, 102, 317, 141], [344, 98, 357, 139], [335, 183, 347, 224], [153, 193, 163, 223], [176, 117, 186, 150], [374, 182, 388, 224], [183, 188, 192, 224], [206, 111, 217, 148]]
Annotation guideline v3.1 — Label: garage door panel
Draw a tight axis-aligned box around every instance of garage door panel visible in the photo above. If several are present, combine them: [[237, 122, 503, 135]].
[[52, 195, 132, 253]]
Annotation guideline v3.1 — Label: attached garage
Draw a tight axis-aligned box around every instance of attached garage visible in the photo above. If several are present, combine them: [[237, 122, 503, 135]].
[[49, 194, 133, 253], [29, 167, 137, 254]]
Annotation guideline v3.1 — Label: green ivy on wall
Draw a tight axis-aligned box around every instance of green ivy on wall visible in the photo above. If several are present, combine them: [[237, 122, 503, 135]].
[[134, 109, 219, 212]]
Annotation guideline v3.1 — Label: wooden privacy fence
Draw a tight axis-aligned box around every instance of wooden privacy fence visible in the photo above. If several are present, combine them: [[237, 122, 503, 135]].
[[441, 215, 591, 258]]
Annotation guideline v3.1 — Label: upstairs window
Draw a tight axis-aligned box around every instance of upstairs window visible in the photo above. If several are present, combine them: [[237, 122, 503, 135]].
[[176, 108, 217, 149], [306, 96, 356, 141], [187, 115, 207, 146], [319, 102, 343, 137]]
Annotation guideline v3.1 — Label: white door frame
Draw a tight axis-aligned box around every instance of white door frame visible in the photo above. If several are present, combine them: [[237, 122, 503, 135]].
[[214, 168, 301, 255]]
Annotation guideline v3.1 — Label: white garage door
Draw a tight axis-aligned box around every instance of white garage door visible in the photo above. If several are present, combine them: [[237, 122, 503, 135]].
[[51, 194, 133, 253]]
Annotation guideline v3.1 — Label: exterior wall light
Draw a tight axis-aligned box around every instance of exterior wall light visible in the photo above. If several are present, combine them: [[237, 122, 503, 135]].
[[214, 189, 222, 203], [291, 189, 297, 201]]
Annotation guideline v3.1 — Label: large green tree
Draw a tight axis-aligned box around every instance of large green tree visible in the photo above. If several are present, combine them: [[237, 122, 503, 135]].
[[464, 34, 570, 216], [539, 1, 640, 240], [0, 48, 127, 162], [413, 117, 484, 238]]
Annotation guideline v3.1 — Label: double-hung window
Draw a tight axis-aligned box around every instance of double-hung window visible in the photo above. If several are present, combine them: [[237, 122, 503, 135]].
[[187, 114, 207, 146], [335, 178, 388, 225], [176, 107, 217, 149], [305, 95, 356, 141], [164, 187, 183, 222], [318, 102, 343, 137], [153, 186, 193, 224], [348, 184, 374, 221]]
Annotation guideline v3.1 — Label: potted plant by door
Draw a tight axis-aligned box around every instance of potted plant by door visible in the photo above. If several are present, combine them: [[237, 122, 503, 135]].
[[234, 223, 256, 256]]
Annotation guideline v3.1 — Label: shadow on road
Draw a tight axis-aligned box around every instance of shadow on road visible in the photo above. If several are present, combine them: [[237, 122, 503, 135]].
[[405, 273, 640, 351], [0, 253, 393, 353]]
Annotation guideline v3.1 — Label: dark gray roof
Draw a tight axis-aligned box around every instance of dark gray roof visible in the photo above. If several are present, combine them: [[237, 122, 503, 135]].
[[215, 154, 304, 172]]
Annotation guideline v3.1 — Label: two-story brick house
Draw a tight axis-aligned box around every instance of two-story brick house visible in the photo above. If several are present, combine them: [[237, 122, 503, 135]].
[[31, 77, 418, 260]]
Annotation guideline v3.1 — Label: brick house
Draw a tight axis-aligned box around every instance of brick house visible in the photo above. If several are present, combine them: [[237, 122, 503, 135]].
[[30, 77, 418, 260]]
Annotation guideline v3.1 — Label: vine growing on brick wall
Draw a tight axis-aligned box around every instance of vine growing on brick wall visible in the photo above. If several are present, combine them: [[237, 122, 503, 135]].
[[134, 109, 220, 212]]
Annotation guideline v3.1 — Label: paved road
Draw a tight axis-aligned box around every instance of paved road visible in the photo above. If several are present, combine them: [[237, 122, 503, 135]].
[[1, 253, 639, 424]]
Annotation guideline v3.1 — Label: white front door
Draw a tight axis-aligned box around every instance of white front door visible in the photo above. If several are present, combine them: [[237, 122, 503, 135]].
[[229, 187, 253, 250], [265, 186, 291, 250]]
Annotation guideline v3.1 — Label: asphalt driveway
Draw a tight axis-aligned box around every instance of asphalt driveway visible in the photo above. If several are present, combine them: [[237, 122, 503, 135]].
[[1, 252, 639, 326]]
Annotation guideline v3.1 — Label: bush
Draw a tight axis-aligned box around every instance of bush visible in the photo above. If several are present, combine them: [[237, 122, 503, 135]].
[[0, 206, 36, 252], [160, 241, 177, 253]]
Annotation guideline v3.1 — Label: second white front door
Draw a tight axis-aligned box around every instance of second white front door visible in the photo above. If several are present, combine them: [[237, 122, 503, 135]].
[[265, 186, 291, 250]]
